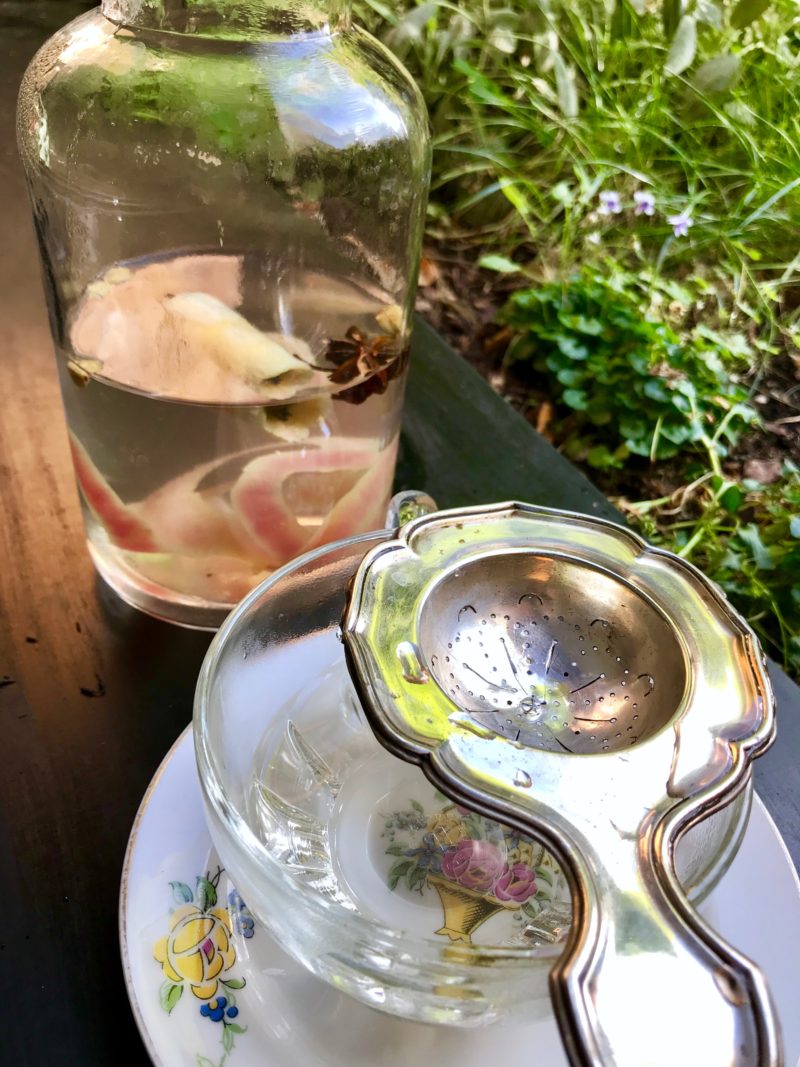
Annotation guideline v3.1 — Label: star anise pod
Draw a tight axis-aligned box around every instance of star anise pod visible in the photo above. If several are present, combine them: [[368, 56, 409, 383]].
[[324, 326, 410, 405]]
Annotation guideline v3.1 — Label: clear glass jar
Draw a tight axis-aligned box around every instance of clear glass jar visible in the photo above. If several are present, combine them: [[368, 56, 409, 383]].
[[17, 0, 430, 628]]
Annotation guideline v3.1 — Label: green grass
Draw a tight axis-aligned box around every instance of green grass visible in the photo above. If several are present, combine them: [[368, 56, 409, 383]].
[[620, 462, 800, 674], [359, 0, 800, 324], [357, 0, 800, 676]]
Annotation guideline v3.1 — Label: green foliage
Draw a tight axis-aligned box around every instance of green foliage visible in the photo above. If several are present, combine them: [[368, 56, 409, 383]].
[[501, 266, 758, 466], [625, 465, 800, 676], [53, 55, 281, 164], [47, 33, 418, 207]]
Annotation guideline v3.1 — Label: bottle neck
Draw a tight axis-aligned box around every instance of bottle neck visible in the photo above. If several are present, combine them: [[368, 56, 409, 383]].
[[101, 0, 351, 35]]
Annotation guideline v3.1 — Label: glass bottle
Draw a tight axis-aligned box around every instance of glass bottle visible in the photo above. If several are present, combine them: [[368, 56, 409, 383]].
[[17, 0, 430, 628]]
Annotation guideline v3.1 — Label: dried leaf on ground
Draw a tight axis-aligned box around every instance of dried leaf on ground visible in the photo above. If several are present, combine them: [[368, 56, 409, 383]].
[[743, 457, 783, 484]]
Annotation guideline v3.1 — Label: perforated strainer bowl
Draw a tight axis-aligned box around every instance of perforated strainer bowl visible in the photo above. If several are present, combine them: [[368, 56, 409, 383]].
[[415, 550, 686, 756], [195, 498, 761, 1031]]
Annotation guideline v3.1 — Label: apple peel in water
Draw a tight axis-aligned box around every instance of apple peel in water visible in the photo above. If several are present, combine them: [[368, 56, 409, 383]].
[[68, 436, 157, 552], [137, 466, 251, 560], [120, 551, 271, 606], [230, 436, 398, 567], [69, 433, 396, 600]]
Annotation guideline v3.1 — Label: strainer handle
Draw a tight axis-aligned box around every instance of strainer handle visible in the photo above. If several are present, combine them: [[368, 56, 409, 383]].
[[551, 832, 783, 1067]]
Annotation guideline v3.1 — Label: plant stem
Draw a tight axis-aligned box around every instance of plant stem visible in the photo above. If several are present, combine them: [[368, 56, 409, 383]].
[[677, 526, 706, 560]]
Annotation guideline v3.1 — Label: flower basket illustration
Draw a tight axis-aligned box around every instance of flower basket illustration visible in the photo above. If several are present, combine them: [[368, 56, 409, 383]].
[[382, 795, 570, 946], [427, 874, 507, 942]]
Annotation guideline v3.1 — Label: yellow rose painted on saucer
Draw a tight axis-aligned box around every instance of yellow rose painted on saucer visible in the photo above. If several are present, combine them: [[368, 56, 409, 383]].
[[154, 900, 235, 999], [152, 868, 254, 1060], [426, 808, 467, 847]]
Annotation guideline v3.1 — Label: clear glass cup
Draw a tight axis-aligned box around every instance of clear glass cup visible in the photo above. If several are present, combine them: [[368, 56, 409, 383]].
[[17, 0, 430, 627], [194, 529, 752, 1026]]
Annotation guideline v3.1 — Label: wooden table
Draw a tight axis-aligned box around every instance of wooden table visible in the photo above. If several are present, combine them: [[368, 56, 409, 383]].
[[1, 5, 798, 1063]]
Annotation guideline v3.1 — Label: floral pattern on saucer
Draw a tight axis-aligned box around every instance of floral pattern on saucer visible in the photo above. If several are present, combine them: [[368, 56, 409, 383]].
[[382, 796, 571, 945], [120, 728, 799, 1067], [152, 864, 254, 1064]]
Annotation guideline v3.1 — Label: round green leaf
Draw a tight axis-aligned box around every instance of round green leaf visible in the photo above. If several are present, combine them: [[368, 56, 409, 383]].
[[159, 981, 183, 1015], [169, 881, 193, 905]]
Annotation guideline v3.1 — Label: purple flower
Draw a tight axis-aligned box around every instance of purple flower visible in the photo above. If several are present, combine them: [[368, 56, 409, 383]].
[[634, 190, 655, 216], [441, 839, 505, 893], [598, 190, 622, 215], [493, 863, 538, 904], [667, 211, 693, 238]]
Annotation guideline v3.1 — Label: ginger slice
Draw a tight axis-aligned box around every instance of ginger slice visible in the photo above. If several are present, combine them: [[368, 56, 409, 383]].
[[163, 292, 314, 400]]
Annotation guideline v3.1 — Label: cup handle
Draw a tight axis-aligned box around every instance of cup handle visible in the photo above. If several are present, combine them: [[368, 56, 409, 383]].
[[384, 490, 438, 528]]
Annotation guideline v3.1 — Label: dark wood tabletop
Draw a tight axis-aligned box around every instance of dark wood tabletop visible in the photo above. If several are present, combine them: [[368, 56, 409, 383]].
[[1, 5, 798, 1064]]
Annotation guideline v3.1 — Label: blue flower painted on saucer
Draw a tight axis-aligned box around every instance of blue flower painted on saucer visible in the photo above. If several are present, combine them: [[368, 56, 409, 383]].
[[200, 996, 240, 1023], [228, 889, 255, 939]]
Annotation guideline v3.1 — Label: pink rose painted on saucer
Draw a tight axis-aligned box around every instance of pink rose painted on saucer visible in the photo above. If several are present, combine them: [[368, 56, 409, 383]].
[[441, 839, 506, 893], [381, 795, 571, 945], [493, 862, 538, 904]]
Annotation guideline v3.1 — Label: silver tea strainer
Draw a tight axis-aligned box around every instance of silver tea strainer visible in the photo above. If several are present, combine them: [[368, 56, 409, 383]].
[[343, 501, 781, 1066]]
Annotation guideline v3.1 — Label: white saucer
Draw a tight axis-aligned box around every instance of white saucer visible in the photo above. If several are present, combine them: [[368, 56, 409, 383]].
[[120, 727, 800, 1066]]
